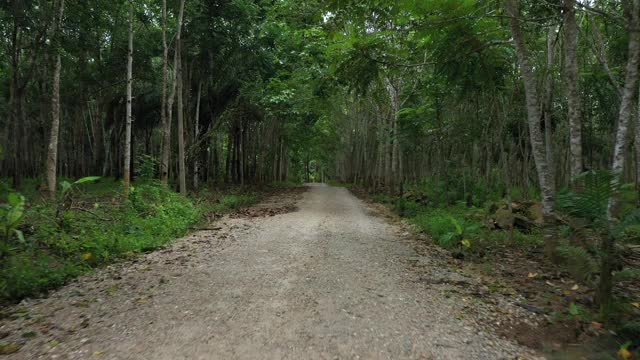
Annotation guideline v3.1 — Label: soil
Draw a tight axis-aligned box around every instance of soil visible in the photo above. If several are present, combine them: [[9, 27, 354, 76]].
[[0, 184, 541, 359]]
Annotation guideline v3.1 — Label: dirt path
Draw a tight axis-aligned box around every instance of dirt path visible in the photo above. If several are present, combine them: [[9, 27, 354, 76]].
[[1, 184, 540, 359]]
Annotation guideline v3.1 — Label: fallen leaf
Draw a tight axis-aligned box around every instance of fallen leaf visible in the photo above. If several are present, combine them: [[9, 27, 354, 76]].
[[528, 272, 538, 278], [0, 342, 22, 355], [571, 284, 579, 291], [590, 321, 603, 330], [135, 299, 147, 304], [94, 351, 105, 356], [631, 302, 640, 309], [618, 347, 632, 360], [618, 341, 633, 360]]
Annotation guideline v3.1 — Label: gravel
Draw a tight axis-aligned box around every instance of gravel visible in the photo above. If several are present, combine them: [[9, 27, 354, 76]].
[[0, 184, 542, 359]]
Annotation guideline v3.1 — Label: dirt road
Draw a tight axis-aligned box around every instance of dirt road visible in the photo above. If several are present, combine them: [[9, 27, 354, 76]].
[[2, 184, 538, 359]]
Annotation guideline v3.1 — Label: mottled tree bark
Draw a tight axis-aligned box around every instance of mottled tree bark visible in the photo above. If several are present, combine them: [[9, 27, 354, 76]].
[[177, 44, 186, 195], [563, 0, 583, 183], [123, 3, 133, 195], [601, 0, 640, 312], [160, 0, 169, 183], [506, 0, 555, 217], [193, 80, 202, 190], [46, 0, 65, 197], [161, 0, 185, 186]]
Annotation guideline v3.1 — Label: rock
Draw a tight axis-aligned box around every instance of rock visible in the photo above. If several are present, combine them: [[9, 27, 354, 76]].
[[526, 203, 544, 225], [494, 207, 514, 230], [513, 215, 537, 232]]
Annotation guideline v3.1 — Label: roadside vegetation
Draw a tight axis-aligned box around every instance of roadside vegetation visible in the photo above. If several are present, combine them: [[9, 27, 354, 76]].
[[0, 175, 263, 304], [350, 173, 640, 357]]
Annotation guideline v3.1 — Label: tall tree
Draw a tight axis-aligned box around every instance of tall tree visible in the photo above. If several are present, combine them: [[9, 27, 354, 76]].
[[601, 0, 640, 310], [46, 0, 65, 197], [177, 41, 186, 195], [123, 2, 134, 195], [505, 0, 555, 219], [160, 0, 169, 184], [193, 80, 202, 190], [162, 0, 186, 187], [563, 0, 583, 183]]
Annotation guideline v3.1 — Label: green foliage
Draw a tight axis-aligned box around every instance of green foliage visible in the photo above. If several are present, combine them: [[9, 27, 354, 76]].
[[567, 302, 590, 321], [557, 242, 598, 283], [557, 171, 616, 225], [220, 193, 257, 210], [136, 155, 158, 182], [0, 191, 26, 245], [412, 208, 481, 249], [0, 181, 207, 303], [394, 198, 422, 217]]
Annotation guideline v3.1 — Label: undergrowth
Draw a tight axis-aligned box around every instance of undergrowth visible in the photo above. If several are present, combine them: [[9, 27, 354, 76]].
[[0, 178, 259, 303]]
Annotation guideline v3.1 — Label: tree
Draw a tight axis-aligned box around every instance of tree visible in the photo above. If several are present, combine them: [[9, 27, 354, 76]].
[[600, 0, 640, 311], [160, 0, 169, 184], [162, 0, 185, 188], [505, 0, 556, 221], [46, 0, 65, 198], [123, 1, 134, 196], [563, 0, 583, 183]]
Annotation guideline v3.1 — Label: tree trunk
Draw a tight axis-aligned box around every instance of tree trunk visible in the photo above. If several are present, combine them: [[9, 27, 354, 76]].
[[159, 0, 169, 183], [506, 0, 557, 261], [123, 3, 133, 196], [193, 80, 202, 190], [46, 0, 65, 198], [506, 0, 555, 217], [161, 0, 185, 186], [563, 0, 583, 183], [177, 44, 186, 195], [544, 26, 556, 190], [601, 0, 640, 312]]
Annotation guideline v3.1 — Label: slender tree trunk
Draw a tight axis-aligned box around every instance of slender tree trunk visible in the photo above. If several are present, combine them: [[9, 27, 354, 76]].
[[506, 0, 557, 261], [160, 0, 169, 183], [193, 80, 202, 190], [162, 0, 185, 186], [601, 0, 640, 312], [46, 0, 65, 197], [506, 0, 555, 217], [544, 26, 556, 190], [563, 0, 583, 183], [123, 2, 133, 195], [177, 44, 186, 195]]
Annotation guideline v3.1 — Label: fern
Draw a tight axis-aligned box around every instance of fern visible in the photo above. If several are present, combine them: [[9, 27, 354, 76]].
[[0, 192, 26, 243], [557, 170, 617, 225], [557, 242, 598, 283], [612, 267, 640, 283]]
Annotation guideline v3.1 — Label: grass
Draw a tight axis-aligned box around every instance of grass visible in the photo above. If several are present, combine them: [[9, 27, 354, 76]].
[[0, 178, 260, 304]]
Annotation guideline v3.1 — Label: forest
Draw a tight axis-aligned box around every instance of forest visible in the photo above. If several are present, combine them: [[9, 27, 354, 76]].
[[1, 0, 640, 357]]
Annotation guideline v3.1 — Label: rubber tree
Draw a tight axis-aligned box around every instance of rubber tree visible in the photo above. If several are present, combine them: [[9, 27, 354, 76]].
[[505, 0, 557, 255], [46, 0, 65, 198], [601, 0, 640, 312], [161, 0, 186, 186], [563, 0, 583, 183], [123, 1, 134, 196]]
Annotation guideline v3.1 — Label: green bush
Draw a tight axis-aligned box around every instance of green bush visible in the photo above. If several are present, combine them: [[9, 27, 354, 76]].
[[394, 198, 422, 217], [412, 208, 481, 248], [0, 182, 202, 303], [219, 193, 257, 210]]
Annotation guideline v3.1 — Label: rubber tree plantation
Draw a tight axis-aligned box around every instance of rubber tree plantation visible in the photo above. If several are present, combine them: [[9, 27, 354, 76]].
[[0, 0, 639, 358]]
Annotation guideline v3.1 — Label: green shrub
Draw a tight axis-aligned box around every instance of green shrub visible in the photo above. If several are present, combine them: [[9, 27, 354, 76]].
[[413, 208, 481, 248], [0, 182, 202, 303], [219, 193, 257, 210], [394, 198, 422, 217]]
